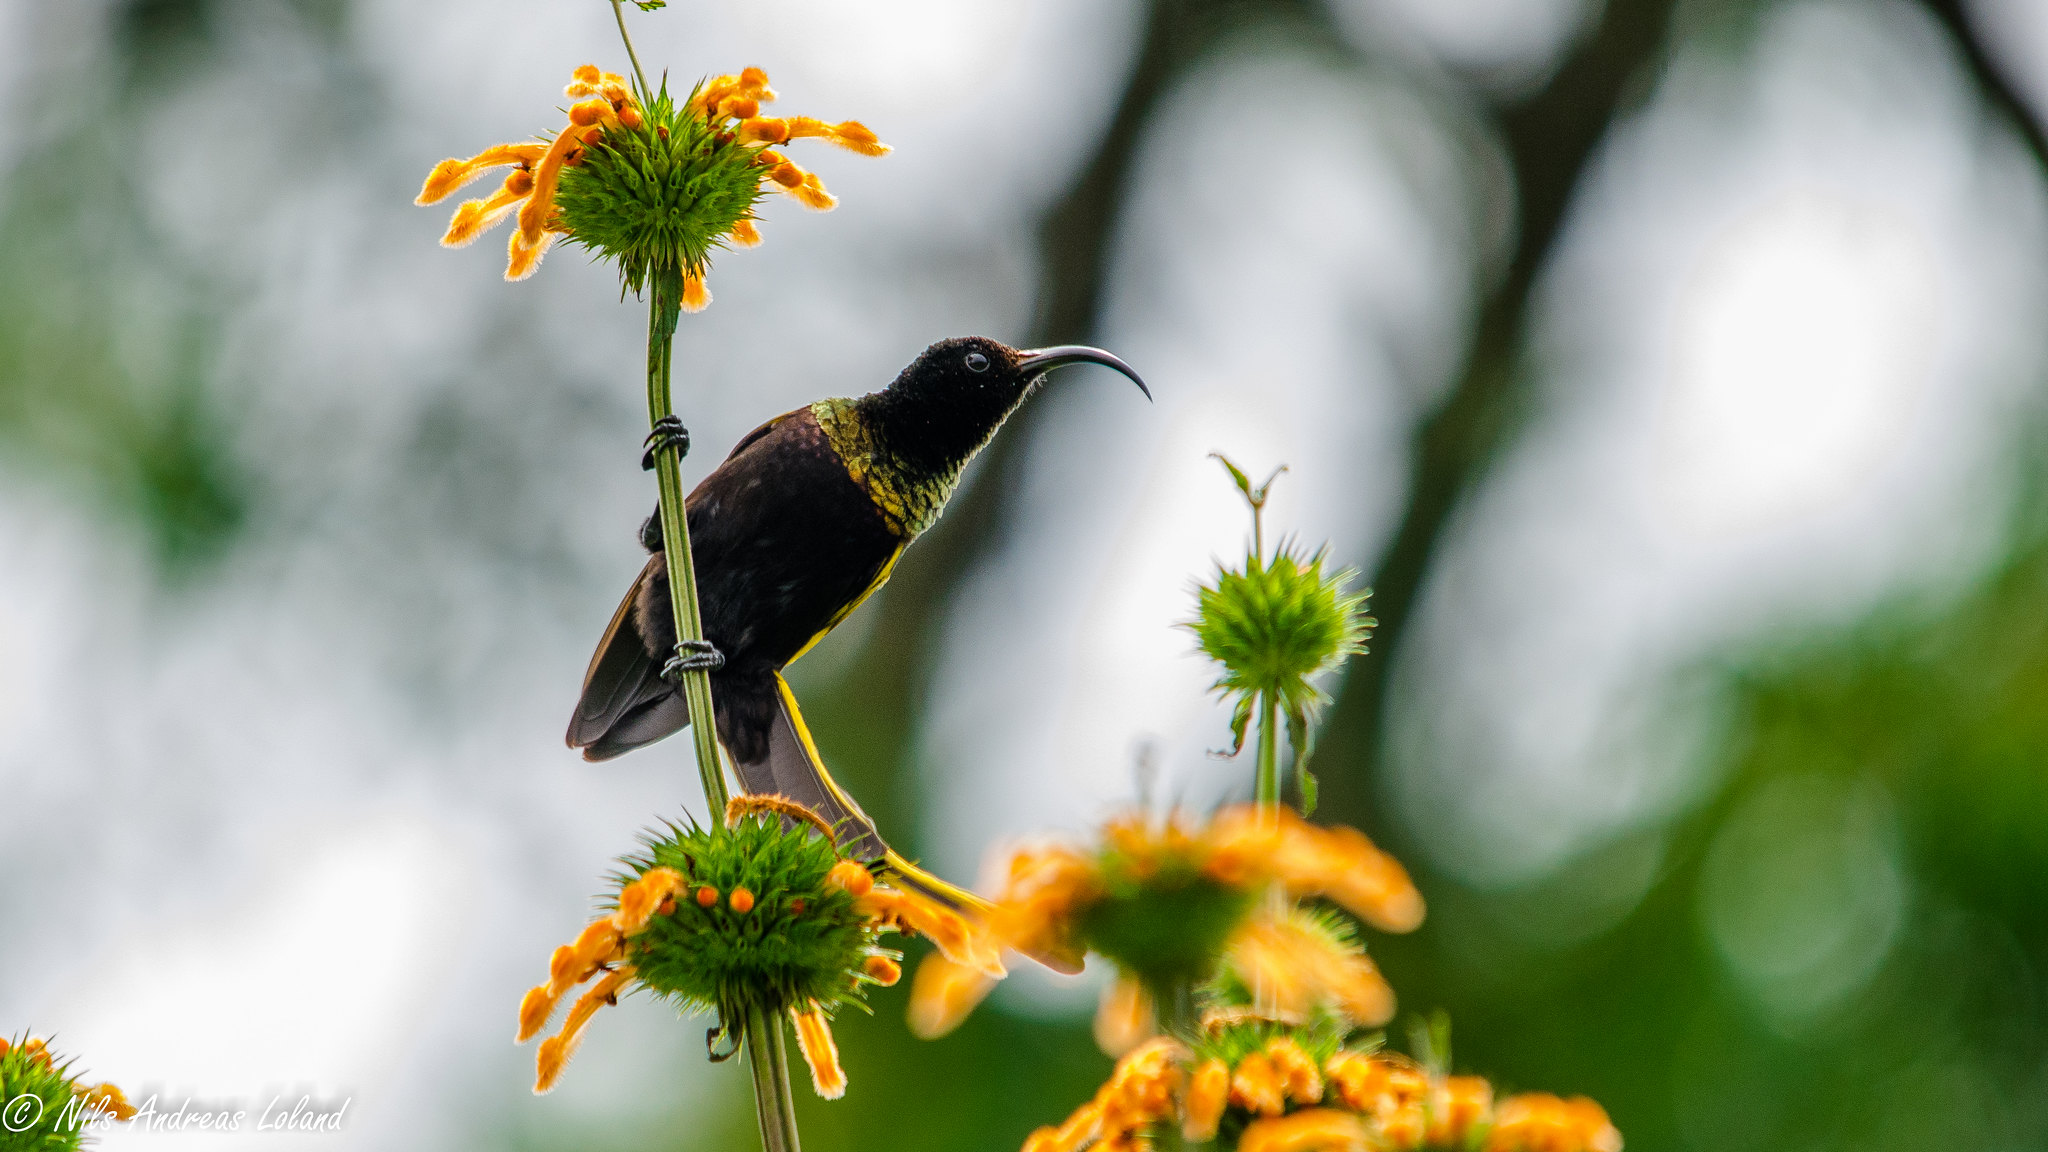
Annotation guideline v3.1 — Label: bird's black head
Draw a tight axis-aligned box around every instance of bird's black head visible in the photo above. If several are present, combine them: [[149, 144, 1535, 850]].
[[868, 336, 1149, 476]]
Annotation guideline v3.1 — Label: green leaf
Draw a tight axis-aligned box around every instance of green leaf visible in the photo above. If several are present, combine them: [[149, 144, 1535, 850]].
[[1208, 453, 1287, 516], [1224, 696, 1254, 758], [1211, 452, 1255, 502]]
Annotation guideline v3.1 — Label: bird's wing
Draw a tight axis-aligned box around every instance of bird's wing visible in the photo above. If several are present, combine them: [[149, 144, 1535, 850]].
[[725, 408, 805, 461], [567, 556, 691, 760], [783, 542, 906, 667]]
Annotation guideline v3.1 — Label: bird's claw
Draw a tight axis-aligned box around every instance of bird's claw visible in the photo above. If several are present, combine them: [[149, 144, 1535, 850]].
[[662, 639, 724, 681], [641, 415, 691, 471]]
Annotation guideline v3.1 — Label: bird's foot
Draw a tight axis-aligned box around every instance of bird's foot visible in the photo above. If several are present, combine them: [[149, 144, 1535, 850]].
[[641, 415, 690, 471], [661, 639, 724, 681]]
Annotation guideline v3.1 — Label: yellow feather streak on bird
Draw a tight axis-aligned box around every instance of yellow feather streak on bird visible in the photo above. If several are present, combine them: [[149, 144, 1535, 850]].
[[769, 674, 1006, 976], [781, 544, 903, 666], [810, 397, 971, 537]]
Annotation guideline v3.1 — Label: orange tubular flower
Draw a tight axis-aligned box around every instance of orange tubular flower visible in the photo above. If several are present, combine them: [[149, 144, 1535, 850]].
[[790, 1002, 847, 1099], [856, 883, 1006, 978], [1225, 905, 1397, 1028], [1321, 1050, 1505, 1151], [1237, 1107, 1371, 1152], [695, 67, 887, 220], [1326, 1050, 1429, 1134], [1431, 1076, 1496, 1146], [1093, 974, 1158, 1057], [534, 968, 633, 1093], [1231, 1050, 1291, 1117], [1183, 1058, 1232, 1141], [1487, 1094, 1624, 1152], [1021, 1038, 1188, 1152], [986, 841, 1099, 973], [78, 1081, 138, 1122], [906, 954, 999, 1040], [417, 65, 640, 281], [1207, 806, 1425, 933]]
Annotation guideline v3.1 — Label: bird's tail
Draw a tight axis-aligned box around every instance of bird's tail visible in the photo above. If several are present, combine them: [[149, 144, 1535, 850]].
[[729, 676, 1074, 975], [881, 848, 992, 917], [728, 673, 894, 864]]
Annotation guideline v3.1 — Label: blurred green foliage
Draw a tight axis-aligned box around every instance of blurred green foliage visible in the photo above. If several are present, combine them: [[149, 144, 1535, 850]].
[[7, 2, 2048, 1151], [786, 470, 2048, 1152], [1358, 486, 2048, 1152], [0, 72, 246, 574]]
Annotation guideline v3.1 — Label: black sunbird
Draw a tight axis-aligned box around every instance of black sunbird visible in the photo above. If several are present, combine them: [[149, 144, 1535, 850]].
[[568, 336, 1148, 933]]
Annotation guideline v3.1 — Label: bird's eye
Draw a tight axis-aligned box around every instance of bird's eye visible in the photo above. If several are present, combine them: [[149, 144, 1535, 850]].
[[964, 352, 990, 373]]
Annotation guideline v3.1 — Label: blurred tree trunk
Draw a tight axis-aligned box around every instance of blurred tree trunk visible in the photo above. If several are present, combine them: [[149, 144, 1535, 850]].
[[806, 0, 1356, 835], [1922, 0, 2048, 167], [1315, 0, 2048, 833], [816, 0, 1690, 844], [813, 0, 1683, 841], [1316, 0, 1681, 832]]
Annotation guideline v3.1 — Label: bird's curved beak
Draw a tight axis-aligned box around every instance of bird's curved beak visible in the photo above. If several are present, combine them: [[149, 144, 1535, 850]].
[[1016, 345, 1151, 400]]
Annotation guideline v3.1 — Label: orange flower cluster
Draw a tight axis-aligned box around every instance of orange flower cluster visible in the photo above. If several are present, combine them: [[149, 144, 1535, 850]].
[[910, 806, 1421, 1042], [515, 800, 990, 1099], [1185, 1035, 1327, 1136], [418, 65, 643, 280], [1021, 1040, 1621, 1152], [515, 864, 679, 1093], [515, 859, 900, 1097], [690, 68, 889, 213], [1325, 1050, 1492, 1148], [831, 858, 1006, 980], [418, 65, 886, 294], [995, 807, 1422, 972], [1022, 1037, 1185, 1152], [0, 1036, 137, 1122]]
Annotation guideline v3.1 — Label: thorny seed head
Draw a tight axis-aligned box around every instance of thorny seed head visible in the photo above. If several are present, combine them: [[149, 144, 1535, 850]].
[[1186, 454, 1375, 808], [0, 1034, 137, 1150], [515, 809, 912, 1098], [420, 66, 885, 303]]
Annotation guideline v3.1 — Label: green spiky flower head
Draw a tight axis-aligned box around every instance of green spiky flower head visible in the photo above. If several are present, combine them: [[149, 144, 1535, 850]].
[[0, 1035, 133, 1151], [1076, 821, 1257, 1000], [417, 65, 885, 301], [517, 801, 906, 1099], [1187, 455, 1375, 808], [620, 811, 895, 1022], [554, 80, 771, 295]]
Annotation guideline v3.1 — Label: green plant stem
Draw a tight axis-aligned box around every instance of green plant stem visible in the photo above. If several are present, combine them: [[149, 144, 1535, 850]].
[[647, 269, 788, 1152], [645, 266, 730, 819], [744, 1002, 802, 1152], [1254, 689, 1280, 813], [1253, 688, 1286, 1019], [608, 0, 652, 98], [1158, 979, 1196, 1037]]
